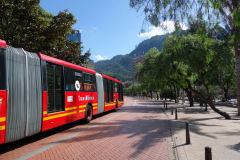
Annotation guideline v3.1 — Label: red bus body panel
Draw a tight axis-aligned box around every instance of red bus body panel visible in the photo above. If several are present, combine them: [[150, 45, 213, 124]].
[[0, 40, 6, 49], [102, 74, 123, 110], [41, 92, 98, 131], [37, 53, 96, 74], [104, 93, 124, 111], [102, 74, 122, 84], [0, 91, 7, 144]]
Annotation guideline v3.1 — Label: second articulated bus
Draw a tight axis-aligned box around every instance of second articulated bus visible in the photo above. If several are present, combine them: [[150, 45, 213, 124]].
[[0, 39, 124, 144]]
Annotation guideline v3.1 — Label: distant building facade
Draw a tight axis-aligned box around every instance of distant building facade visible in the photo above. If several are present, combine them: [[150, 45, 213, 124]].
[[67, 30, 94, 70], [132, 53, 145, 83], [67, 30, 81, 43], [84, 58, 94, 70]]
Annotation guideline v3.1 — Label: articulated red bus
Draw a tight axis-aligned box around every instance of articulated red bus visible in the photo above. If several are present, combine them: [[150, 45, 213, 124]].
[[0, 40, 124, 144]]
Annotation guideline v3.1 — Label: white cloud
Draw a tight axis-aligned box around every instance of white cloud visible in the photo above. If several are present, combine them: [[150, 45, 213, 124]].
[[92, 27, 97, 30], [94, 55, 108, 61], [79, 29, 86, 33], [138, 21, 188, 38]]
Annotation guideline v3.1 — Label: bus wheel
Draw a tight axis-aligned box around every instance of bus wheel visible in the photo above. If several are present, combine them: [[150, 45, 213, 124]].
[[84, 105, 92, 123], [114, 101, 118, 112]]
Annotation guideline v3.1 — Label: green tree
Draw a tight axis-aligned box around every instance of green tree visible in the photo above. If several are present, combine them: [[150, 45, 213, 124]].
[[135, 47, 181, 102], [207, 49, 236, 101], [0, 1, 84, 64], [136, 47, 193, 105], [135, 48, 161, 98], [159, 34, 234, 119], [0, 0, 42, 47], [130, 0, 240, 115]]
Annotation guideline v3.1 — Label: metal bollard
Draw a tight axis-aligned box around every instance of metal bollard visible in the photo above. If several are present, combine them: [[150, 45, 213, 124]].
[[175, 109, 178, 120], [171, 106, 173, 115], [205, 147, 212, 160], [166, 103, 168, 110], [164, 102, 165, 108], [186, 121, 190, 144]]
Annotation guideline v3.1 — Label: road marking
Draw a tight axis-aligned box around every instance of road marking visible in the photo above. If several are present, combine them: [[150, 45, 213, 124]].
[[16, 100, 136, 160]]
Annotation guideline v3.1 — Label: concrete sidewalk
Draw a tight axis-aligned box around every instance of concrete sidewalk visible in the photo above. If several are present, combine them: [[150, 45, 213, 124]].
[[149, 99, 240, 160]]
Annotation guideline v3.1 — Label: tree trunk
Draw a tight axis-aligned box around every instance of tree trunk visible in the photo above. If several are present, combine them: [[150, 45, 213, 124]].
[[220, 68, 226, 102], [235, 47, 240, 115], [185, 89, 194, 107], [207, 98, 231, 119], [187, 85, 231, 119], [182, 89, 185, 104], [224, 88, 228, 101], [204, 103, 207, 111], [189, 92, 194, 107], [174, 85, 177, 103]]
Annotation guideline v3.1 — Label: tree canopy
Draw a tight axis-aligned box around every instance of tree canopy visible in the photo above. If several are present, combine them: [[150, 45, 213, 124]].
[[130, 0, 240, 116], [135, 33, 235, 119], [0, 0, 84, 64], [130, 0, 240, 40]]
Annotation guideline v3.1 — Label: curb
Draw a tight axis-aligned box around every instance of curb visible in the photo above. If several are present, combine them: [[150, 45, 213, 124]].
[[151, 100, 188, 160]]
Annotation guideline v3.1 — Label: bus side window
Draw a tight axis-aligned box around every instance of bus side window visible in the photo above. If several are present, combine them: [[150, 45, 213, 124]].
[[64, 67, 70, 91], [55, 65, 63, 111], [93, 74, 97, 92], [120, 84, 123, 101], [83, 73, 95, 91], [114, 82, 118, 93], [0, 48, 6, 90], [109, 80, 113, 102], [112, 81, 118, 93], [104, 78, 109, 103], [74, 70, 83, 91], [69, 68, 83, 91], [47, 64, 54, 113], [118, 83, 121, 100], [70, 69, 76, 91]]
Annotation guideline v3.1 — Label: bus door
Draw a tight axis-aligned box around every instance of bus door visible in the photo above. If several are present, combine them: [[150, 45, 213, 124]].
[[120, 84, 123, 101], [46, 63, 64, 113], [118, 83, 121, 100], [104, 78, 109, 103], [109, 80, 113, 102]]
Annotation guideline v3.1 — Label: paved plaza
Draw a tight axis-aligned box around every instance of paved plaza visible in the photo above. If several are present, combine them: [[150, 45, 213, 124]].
[[0, 97, 173, 160], [150, 98, 240, 160], [1, 96, 239, 160]]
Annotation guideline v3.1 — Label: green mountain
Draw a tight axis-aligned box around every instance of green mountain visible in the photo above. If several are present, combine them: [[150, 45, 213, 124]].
[[94, 34, 167, 82]]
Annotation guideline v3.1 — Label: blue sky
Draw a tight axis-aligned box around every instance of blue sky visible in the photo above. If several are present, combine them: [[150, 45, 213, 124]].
[[40, 0, 187, 62]]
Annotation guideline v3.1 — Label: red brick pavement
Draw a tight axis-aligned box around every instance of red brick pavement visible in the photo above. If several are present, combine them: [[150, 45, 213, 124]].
[[0, 97, 173, 160]]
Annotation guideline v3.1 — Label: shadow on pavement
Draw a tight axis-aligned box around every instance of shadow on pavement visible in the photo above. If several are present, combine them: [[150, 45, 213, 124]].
[[38, 99, 172, 158], [226, 142, 240, 152], [48, 117, 171, 158], [132, 97, 240, 157], [0, 108, 132, 155], [2, 97, 238, 158]]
